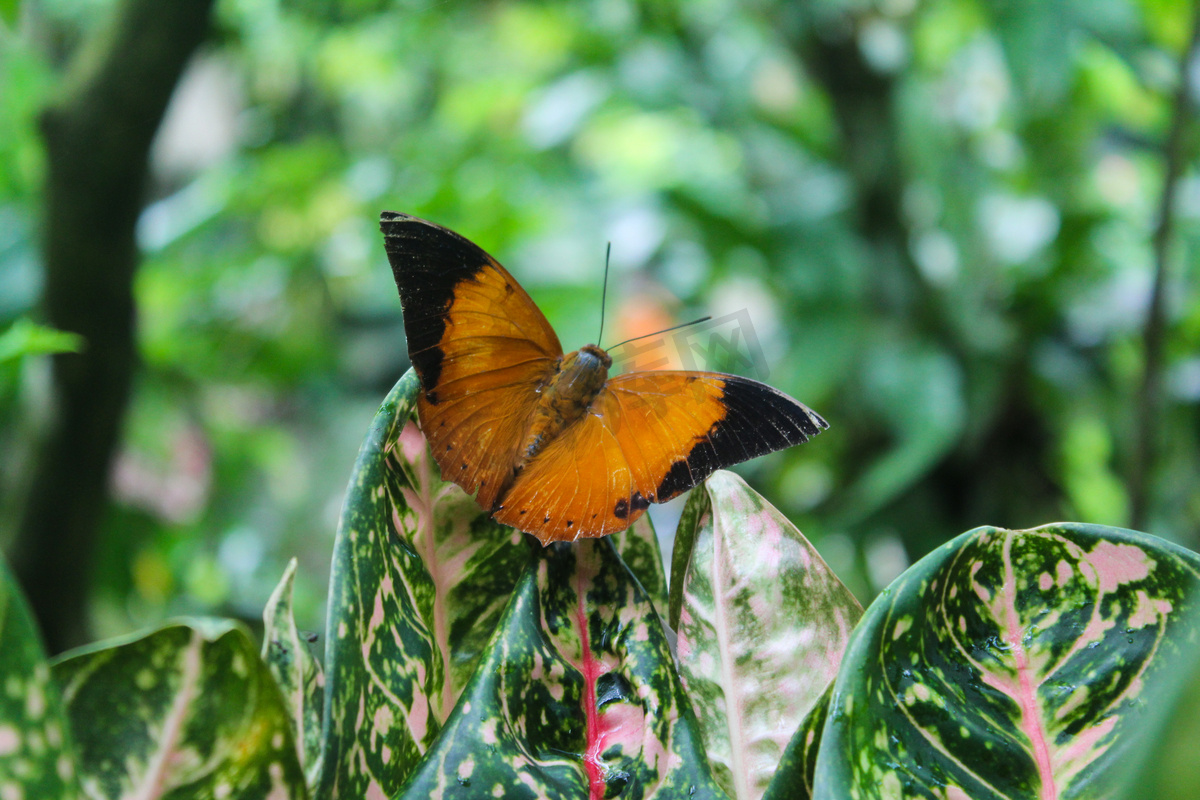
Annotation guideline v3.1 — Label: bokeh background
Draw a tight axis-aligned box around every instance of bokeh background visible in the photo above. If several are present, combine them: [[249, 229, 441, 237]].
[[1, 0, 1198, 656]]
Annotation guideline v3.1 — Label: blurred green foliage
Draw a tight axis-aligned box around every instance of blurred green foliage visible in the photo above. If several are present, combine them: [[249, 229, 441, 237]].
[[1, 0, 1198, 636], [0, 319, 81, 363]]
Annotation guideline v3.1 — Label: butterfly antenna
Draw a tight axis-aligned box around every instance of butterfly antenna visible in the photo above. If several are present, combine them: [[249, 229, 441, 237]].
[[597, 242, 611, 346], [606, 315, 713, 351]]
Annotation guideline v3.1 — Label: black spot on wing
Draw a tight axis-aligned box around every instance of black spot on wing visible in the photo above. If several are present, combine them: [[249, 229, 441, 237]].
[[614, 498, 629, 519], [380, 212, 492, 400], [655, 376, 828, 501]]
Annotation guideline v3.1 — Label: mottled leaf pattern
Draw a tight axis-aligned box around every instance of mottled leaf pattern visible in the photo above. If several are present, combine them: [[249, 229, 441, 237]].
[[761, 686, 831, 800], [612, 515, 668, 614], [315, 370, 530, 799], [1115, 603, 1200, 800], [668, 483, 710, 630], [0, 558, 78, 799], [814, 523, 1200, 800], [263, 558, 325, 788], [675, 470, 861, 800], [52, 619, 306, 800], [395, 537, 727, 800]]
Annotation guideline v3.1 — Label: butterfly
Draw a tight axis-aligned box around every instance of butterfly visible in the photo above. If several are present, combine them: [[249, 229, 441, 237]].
[[380, 211, 828, 544]]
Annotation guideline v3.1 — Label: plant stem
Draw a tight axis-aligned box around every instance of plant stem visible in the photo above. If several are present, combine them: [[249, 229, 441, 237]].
[[1130, 2, 1200, 530]]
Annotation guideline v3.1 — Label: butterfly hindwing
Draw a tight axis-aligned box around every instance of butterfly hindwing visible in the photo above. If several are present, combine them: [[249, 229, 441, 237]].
[[380, 212, 562, 509], [494, 371, 827, 543], [493, 411, 638, 541]]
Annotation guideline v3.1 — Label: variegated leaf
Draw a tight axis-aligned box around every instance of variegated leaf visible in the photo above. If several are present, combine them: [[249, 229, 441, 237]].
[[675, 470, 861, 800], [814, 523, 1200, 800], [395, 537, 727, 800], [0, 557, 78, 799], [1116, 602, 1200, 800], [612, 515, 668, 614], [667, 481, 709, 629], [52, 619, 306, 800], [761, 685, 831, 800], [263, 558, 325, 788], [315, 370, 530, 799]]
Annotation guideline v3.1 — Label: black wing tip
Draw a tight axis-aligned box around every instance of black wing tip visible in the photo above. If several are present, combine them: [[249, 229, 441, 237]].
[[378, 212, 494, 273], [654, 376, 828, 501], [379, 211, 452, 240], [380, 212, 495, 394], [379, 210, 416, 232], [718, 376, 829, 441]]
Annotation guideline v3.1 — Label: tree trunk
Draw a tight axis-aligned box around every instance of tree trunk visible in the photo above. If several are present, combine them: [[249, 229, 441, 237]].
[[12, 0, 215, 653]]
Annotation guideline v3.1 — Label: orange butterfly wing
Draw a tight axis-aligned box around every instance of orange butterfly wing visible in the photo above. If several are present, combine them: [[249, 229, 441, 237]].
[[380, 212, 562, 510], [494, 371, 828, 543]]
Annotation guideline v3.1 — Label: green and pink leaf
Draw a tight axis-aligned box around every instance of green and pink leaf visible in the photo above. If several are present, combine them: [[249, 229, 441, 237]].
[[611, 515, 668, 614], [263, 558, 325, 788], [0, 557, 78, 799], [395, 537, 726, 799], [315, 370, 529, 798], [52, 619, 306, 800], [315, 370, 681, 797], [814, 523, 1200, 800], [674, 470, 861, 800], [762, 684, 831, 800]]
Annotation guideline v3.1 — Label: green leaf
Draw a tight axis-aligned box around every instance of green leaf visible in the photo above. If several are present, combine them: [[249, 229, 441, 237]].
[[52, 619, 307, 799], [612, 514, 668, 613], [395, 537, 728, 799], [1115, 599, 1200, 800], [675, 470, 862, 800], [315, 369, 531, 798], [263, 558, 325, 789], [0, 0, 18, 28], [0, 557, 79, 800], [814, 523, 1200, 799], [0, 318, 84, 363], [668, 483, 711, 630], [763, 685, 832, 800]]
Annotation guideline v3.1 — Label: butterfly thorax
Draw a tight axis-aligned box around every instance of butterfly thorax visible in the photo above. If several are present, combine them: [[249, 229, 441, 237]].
[[514, 344, 612, 469]]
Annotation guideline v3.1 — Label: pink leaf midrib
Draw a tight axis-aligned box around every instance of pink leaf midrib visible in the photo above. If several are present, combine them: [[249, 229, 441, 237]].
[[130, 630, 205, 800], [403, 434, 455, 724], [998, 534, 1057, 800], [576, 569, 606, 800], [713, 516, 751, 800]]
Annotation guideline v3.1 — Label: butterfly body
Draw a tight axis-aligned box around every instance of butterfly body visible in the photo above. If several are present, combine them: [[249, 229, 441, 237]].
[[382, 211, 828, 544], [516, 344, 612, 474]]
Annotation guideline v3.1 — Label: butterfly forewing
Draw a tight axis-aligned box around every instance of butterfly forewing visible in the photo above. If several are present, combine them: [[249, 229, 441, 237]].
[[625, 373, 828, 502], [381, 212, 562, 509]]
